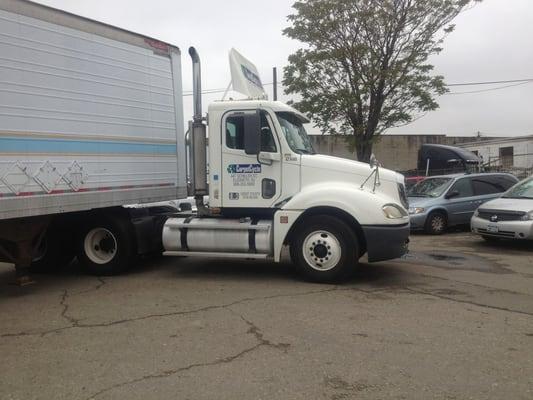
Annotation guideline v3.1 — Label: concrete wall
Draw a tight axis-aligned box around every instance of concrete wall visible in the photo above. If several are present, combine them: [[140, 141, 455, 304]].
[[461, 137, 533, 168], [309, 134, 499, 171]]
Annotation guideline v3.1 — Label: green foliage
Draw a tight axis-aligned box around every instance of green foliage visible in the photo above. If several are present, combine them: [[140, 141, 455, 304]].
[[283, 0, 480, 161]]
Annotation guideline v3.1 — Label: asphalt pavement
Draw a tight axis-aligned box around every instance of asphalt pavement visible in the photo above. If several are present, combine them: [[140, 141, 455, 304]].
[[1, 232, 532, 400]]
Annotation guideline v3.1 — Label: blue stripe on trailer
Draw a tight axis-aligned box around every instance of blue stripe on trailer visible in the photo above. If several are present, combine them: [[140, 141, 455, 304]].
[[0, 136, 176, 155]]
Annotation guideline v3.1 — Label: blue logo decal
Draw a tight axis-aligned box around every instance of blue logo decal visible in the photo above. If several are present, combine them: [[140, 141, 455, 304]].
[[241, 65, 263, 89], [227, 164, 261, 174]]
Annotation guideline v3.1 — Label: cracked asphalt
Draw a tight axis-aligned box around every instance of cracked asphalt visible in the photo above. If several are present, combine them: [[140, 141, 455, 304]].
[[1, 232, 533, 400]]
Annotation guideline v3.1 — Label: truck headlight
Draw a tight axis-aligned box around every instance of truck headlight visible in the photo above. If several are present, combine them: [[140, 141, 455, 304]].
[[409, 207, 425, 215], [383, 204, 408, 219], [520, 211, 533, 221]]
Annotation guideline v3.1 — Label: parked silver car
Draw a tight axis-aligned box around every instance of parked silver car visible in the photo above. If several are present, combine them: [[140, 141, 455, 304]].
[[471, 176, 533, 241], [408, 173, 518, 234]]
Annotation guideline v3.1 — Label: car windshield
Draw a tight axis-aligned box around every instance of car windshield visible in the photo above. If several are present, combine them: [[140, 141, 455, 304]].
[[502, 177, 533, 199], [409, 177, 453, 198], [276, 112, 315, 154]]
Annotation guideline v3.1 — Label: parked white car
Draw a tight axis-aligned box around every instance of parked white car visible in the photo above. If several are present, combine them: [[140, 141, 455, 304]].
[[471, 176, 533, 241]]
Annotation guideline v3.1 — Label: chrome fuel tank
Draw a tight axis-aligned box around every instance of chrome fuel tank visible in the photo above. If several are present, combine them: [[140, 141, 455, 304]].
[[163, 217, 272, 254]]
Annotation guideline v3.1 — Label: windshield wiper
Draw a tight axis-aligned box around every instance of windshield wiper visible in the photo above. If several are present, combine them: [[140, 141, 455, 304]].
[[295, 149, 315, 154]]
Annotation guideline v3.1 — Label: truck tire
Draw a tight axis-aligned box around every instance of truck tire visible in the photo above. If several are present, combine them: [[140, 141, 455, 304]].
[[30, 226, 76, 273], [425, 212, 447, 235], [290, 215, 358, 283], [77, 215, 136, 276]]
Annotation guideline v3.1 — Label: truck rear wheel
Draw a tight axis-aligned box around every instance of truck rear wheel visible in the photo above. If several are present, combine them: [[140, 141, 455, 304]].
[[30, 226, 76, 273], [77, 215, 136, 276], [290, 215, 358, 283]]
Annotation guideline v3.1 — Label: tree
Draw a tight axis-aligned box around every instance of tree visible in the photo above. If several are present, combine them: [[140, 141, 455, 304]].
[[283, 0, 480, 162]]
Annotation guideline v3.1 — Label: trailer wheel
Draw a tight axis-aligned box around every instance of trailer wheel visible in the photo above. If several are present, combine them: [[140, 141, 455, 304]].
[[30, 227, 76, 273], [77, 215, 136, 276], [290, 215, 358, 283]]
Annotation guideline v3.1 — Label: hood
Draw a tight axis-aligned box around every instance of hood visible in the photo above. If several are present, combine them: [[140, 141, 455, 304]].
[[407, 196, 439, 208], [301, 154, 401, 183], [479, 197, 533, 213]]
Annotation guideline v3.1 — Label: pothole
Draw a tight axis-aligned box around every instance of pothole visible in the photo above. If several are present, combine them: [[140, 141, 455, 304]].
[[398, 251, 512, 274]]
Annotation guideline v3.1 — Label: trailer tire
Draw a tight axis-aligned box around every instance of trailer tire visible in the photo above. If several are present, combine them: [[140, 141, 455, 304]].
[[30, 227, 76, 273], [290, 215, 358, 283], [77, 215, 136, 276]]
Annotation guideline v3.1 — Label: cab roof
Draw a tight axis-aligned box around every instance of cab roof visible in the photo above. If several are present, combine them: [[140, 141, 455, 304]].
[[208, 100, 310, 123]]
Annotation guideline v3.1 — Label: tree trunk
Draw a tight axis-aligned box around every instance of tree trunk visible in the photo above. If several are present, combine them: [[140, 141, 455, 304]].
[[355, 140, 373, 163]]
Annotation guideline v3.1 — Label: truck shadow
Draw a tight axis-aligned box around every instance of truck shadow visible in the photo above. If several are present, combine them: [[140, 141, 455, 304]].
[[0, 256, 407, 298], [154, 256, 406, 287]]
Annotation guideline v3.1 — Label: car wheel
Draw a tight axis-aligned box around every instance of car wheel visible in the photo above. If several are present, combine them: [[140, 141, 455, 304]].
[[425, 212, 447, 235], [290, 215, 358, 283]]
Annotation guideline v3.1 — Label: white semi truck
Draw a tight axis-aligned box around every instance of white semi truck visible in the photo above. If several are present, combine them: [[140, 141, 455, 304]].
[[0, 0, 410, 283]]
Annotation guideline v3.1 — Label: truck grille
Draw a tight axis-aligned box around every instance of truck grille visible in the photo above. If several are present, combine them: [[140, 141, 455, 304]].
[[477, 210, 525, 222]]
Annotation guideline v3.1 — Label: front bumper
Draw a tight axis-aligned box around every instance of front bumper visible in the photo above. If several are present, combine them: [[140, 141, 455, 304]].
[[361, 223, 410, 262], [409, 213, 429, 230], [471, 216, 533, 240]]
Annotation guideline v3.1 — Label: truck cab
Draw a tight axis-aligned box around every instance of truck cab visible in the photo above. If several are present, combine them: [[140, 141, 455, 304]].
[[163, 51, 410, 282]]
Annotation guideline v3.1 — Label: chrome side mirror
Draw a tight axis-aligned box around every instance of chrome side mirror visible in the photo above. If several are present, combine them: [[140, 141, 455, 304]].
[[361, 154, 381, 192], [369, 154, 379, 169]]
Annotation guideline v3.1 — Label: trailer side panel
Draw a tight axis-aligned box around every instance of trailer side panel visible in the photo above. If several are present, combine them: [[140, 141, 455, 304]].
[[0, 1, 186, 219]]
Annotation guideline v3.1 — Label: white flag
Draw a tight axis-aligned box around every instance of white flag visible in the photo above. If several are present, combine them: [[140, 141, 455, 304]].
[[229, 48, 267, 100]]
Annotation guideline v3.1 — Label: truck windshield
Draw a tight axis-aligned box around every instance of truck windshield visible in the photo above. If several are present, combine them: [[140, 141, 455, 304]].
[[276, 112, 315, 154], [409, 177, 453, 198]]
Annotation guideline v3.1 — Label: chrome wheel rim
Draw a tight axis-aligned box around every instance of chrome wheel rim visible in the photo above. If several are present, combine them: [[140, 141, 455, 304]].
[[302, 230, 341, 271], [84, 228, 117, 264], [431, 216, 445, 233]]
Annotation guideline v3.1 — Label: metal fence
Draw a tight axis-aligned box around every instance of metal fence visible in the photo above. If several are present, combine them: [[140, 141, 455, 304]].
[[484, 153, 533, 180], [401, 153, 533, 181]]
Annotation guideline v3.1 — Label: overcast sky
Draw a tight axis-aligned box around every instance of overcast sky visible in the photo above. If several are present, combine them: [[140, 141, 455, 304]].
[[33, 0, 533, 137]]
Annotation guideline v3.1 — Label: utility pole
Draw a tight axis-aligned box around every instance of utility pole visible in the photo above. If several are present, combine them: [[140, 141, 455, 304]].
[[273, 67, 278, 101]]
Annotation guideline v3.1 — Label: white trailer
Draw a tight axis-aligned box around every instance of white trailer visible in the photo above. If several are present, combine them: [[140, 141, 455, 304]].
[[0, 0, 186, 280], [1, 0, 410, 284]]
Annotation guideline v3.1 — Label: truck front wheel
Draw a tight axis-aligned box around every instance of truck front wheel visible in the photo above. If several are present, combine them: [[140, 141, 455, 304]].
[[77, 215, 136, 276], [290, 215, 359, 282]]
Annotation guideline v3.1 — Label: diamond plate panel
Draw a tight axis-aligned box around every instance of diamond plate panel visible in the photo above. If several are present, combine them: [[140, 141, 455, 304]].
[[33, 161, 62, 193], [62, 161, 87, 191], [1, 162, 32, 195]]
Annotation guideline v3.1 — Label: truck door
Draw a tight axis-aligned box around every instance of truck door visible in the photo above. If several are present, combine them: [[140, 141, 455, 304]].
[[221, 110, 282, 208]]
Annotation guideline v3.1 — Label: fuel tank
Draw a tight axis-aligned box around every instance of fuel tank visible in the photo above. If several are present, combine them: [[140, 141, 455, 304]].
[[163, 217, 272, 254]]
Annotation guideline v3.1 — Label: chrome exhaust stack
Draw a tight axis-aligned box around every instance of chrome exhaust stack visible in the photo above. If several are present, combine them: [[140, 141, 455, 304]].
[[188, 47, 208, 214]]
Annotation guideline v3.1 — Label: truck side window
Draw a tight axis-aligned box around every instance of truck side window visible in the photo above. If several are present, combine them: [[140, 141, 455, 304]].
[[260, 112, 277, 153], [225, 111, 277, 152], [226, 116, 244, 150]]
